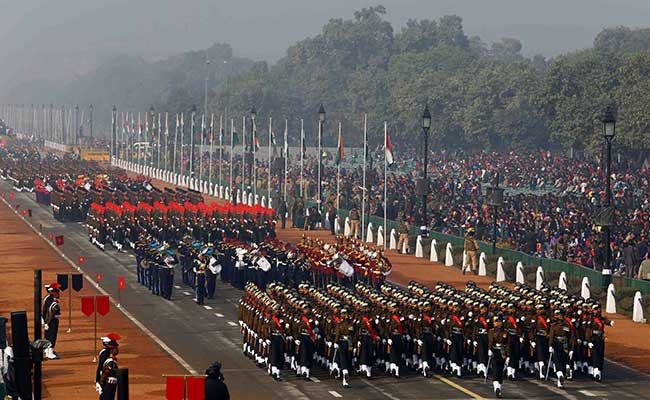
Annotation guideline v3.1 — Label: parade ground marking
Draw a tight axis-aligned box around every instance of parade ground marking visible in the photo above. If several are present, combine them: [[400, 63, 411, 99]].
[[227, 321, 237, 326], [309, 377, 320, 383], [214, 313, 224, 317], [183, 291, 192, 296], [328, 390, 342, 398], [433, 375, 485, 400], [203, 305, 213, 310], [174, 285, 181, 289]]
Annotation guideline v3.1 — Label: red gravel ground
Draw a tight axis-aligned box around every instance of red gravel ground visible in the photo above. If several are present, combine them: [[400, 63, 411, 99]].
[[0, 197, 185, 399]]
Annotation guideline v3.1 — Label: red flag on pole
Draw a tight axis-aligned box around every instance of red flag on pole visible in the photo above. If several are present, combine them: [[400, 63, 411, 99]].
[[118, 276, 126, 291], [55, 235, 64, 246], [96, 296, 110, 316], [186, 376, 206, 400], [96, 273, 103, 282], [78, 256, 86, 264], [165, 376, 185, 400], [81, 296, 95, 316], [9, 192, 14, 200]]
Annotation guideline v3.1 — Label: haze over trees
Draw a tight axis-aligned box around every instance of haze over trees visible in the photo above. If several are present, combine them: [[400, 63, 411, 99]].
[[10, 7, 650, 161]]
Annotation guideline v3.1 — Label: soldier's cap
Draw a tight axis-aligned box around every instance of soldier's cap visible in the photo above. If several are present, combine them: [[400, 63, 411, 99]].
[[100, 332, 121, 348], [45, 282, 62, 293]]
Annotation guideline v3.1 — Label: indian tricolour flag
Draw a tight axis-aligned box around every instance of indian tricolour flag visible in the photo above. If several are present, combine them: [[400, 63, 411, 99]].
[[336, 126, 344, 165]]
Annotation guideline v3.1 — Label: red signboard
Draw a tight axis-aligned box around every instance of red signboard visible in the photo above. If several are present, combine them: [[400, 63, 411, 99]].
[[55, 235, 64, 246], [96, 296, 110, 316], [81, 296, 94, 316]]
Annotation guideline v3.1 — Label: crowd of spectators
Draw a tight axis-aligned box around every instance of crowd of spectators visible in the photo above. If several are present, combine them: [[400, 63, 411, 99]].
[[191, 145, 649, 278]]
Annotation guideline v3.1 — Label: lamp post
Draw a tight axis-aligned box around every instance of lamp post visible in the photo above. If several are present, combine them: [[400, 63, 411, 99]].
[[317, 104, 326, 216], [602, 106, 616, 287], [420, 105, 431, 233], [249, 107, 256, 190]]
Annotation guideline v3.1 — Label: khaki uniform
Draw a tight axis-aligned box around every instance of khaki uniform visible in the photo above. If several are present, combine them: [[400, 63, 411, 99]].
[[349, 208, 360, 238], [464, 236, 479, 272], [397, 221, 410, 253]]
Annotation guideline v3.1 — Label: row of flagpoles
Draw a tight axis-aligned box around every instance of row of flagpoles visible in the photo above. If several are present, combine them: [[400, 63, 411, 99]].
[[113, 108, 397, 245]]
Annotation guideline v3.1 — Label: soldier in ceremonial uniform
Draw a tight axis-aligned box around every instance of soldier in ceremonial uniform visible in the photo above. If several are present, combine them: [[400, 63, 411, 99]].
[[194, 251, 208, 305], [333, 309, 354, 388], [488, 313, 507, 398], [295, 303, 316, 380], [585, 303, 613, 381], [549, 309, 575, 388], [98, 342, 120, 399], [42, 283, 62, 359], [95, 333, 120, 394]]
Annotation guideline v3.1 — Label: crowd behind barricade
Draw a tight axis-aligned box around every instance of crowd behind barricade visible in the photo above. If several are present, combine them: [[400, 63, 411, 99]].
[[189, 144, 650, 280]]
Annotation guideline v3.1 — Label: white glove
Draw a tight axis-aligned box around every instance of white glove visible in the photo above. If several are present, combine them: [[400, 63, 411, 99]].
[[466, 339, 472, 345], [569, 351, 574, 359], [388, 339, 393, 345], [266, 339, 271, 346], [334, 343, 339, 349], [295, 340, 301, 346], [488, 350, 493, 357], [520, 337, 524, 344], [610, 321, 615, 327], [95, 383, 102, 394], [44, 324, 49, 331], [505, 357, 510, 366], [382, 339, 387, 344], [588, 342, 594, 349], [577, 339, 582, 345], [357, 341, 361, 348], [406, 335, 411, 341], [418, 340, 423, 346], [326, 341, 332, 347], [446, 339, 452, 346], [549, 347, 554, 354], [531, 342, 536, 349]]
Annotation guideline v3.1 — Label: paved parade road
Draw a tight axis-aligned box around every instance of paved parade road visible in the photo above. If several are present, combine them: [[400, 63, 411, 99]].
[[4, 180, 650, 399]]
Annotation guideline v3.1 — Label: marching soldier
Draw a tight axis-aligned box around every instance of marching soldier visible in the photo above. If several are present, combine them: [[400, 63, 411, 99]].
[[549, 309, 575, 388], [333, 309, 354, 388], [42, 282, 62, 360], [488, 313, 508, 398], [585, 303, 613, 382]]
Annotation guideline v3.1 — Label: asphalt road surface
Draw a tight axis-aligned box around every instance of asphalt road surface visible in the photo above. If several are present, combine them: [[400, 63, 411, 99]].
[[4, 179, 650, 400]]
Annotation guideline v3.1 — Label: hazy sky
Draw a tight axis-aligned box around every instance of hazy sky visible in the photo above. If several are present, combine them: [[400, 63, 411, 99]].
[[2, 0, 650, 88]]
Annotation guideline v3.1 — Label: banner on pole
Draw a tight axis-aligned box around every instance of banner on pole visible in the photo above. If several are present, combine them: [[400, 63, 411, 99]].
[[118, 276, 125, 291], [56, 274, 69, 291], [81, 296, 94, 316], [55, 235, 64, 246], [96, 296, 110, 316], [96, 273, 103, 283], [72, 274, 84, 292], [186, 376, 206, 400], [165, 376, 185, 400], [78, 256, 86, 264]]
